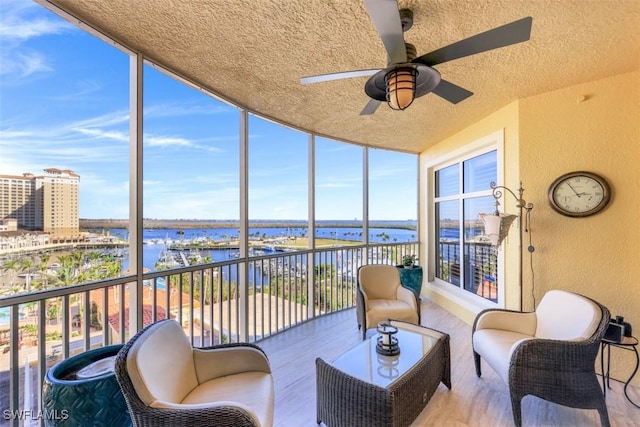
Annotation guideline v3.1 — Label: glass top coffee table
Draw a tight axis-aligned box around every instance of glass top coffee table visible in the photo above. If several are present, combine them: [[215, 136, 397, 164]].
[[316, 321, 451, 427]]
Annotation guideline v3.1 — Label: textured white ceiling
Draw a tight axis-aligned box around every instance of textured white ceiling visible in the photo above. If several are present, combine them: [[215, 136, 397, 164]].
[[46, 0, 640, 153]]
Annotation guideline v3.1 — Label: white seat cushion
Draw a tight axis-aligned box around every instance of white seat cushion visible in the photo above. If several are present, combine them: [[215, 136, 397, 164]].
[[182, 371, 274, 427], [472, 329, 532, 383]]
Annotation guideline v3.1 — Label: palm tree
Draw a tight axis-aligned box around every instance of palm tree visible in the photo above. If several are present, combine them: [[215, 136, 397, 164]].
[[86, 251, 102, 267], [2, 283, 22, 296], [37, 253, 51, 290], [1, 259, 19, 289], [18, 257, 34, 292], [105, 260, 122, 278], [50, 254, 77, 287], [70, 250, 84, 268], [47, 299, 62, 326]]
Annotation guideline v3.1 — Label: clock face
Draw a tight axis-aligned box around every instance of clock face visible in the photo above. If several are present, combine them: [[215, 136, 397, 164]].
[[548, 172, 611, 217]]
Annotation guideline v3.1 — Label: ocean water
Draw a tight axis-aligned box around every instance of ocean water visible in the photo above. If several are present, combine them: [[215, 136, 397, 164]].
[[101, 225, 418, 271]]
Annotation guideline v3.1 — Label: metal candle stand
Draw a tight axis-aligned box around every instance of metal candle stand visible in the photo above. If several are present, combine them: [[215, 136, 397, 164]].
[[376, 323, 400, 356]]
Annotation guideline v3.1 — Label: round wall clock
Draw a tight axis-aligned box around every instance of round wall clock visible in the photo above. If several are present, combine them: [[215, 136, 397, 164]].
[[547, 171, 611, 217]]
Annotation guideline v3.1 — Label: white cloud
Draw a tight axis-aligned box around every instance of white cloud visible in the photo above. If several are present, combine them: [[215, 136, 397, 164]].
[[144, 102, 235, 118], [0, 16, 72, 40], [18, 53, 53, 77], [369, 165, 408, 179], [0, 129, 31, 139], [0, 51, 53, 77], [318, 144, 353, 153], [0, 1, 74, 41], [144, 134, 226, 153], [0, 0, 75, 80], [1, 111, 131, 170], [69, 110, 130, 129], [145, 136, 193, 147], [50, 80, 102, 101], [73, 127, 129, 142]]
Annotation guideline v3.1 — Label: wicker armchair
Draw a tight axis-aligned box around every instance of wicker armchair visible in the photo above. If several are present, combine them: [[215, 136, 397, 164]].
[[115, 319, 274, 427], [472, 290, 610, 427], [356, 264, 420, 340]]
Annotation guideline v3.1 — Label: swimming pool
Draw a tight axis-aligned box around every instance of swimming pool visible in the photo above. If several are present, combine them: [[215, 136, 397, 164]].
[[0, 307, 27, 326]]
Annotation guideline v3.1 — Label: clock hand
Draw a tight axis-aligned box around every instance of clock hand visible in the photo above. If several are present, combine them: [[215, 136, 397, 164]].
[[566, 182, 581, 197]]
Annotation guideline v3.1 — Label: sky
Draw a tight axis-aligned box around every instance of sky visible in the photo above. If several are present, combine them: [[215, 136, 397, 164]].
[[0, 0, 418, 222]]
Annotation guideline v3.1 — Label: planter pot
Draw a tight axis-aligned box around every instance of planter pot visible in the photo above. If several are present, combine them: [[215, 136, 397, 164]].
[[43, 344, 132, 427], [396, 265, 423, 296]]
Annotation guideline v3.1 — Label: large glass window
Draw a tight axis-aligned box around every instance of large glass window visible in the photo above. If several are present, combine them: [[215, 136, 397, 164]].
[[0, 2, 130, 290], [143, 64, 240, 271], [248, 115, 308, 252], [434, 150, 498, 301], [314, 137, 363, 247], [368, 148, 418, 243]]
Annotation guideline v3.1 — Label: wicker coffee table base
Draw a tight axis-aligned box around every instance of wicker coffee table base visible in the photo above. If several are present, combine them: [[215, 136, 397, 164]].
[[316, 327, 451, 427]]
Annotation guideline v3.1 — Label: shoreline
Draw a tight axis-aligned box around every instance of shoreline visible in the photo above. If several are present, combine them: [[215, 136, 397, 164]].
[[80, 219, 419, 231]]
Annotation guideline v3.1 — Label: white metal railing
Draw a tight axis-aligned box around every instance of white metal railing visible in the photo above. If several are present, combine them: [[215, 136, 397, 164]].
[[0, 241, 417, 426]]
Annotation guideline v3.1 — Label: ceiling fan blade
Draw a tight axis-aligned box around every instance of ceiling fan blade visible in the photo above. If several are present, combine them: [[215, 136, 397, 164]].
[[413, 17, 533, 66], [431, 79, 473, 104], [364, 0, 407, 64], [360, 99, 382, 115], [301, 69, 381, 85]]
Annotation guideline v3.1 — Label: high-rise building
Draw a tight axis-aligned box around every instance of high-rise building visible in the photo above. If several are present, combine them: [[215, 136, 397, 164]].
[[0, 168, 80, 236]]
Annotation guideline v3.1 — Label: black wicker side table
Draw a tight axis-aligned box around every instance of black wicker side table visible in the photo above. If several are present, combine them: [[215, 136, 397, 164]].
[[601, 335, 639, 408], [316, 321, 451, 427]]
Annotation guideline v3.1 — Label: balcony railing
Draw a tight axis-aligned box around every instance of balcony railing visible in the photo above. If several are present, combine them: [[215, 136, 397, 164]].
[[436, 239, 498, 301], [0, 241, 417, 425]]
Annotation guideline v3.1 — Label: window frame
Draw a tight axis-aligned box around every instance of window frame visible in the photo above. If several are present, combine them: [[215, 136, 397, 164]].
[[425, 130, 506, 311]]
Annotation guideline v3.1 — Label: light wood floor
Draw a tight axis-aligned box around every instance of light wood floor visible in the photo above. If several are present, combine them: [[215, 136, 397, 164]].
[[258, 299, 640, 427]]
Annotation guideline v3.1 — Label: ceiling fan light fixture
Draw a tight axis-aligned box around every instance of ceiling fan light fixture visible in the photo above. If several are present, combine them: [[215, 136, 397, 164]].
[[386, 67, 416, 110]]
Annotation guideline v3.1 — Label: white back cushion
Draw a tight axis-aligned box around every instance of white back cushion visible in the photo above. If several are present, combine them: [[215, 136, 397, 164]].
[[534, 290, 601, 340], [127, 320, 199, 404]]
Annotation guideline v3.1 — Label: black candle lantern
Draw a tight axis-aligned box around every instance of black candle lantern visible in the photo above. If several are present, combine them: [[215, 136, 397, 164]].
[[376, 322, 400, 355]]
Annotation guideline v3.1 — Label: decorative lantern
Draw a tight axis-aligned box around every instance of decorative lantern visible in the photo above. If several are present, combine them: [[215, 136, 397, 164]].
[[376, 322, 400, 355]]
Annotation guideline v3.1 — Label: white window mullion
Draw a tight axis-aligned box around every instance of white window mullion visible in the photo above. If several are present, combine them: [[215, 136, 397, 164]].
[[128, 52, 144, 337]]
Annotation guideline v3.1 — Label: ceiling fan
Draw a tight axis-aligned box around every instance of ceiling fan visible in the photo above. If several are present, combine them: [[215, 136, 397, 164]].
[[300, 0, 532, 115]]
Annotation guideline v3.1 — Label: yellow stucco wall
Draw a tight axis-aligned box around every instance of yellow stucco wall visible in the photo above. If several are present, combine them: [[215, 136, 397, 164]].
[[420, 70, 640, 385], [520, 70, 640, 385]]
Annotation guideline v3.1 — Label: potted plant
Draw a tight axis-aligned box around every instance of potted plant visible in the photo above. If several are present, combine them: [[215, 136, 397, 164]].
[[401, 254, 417, 269], [396, 255, 422, 296]]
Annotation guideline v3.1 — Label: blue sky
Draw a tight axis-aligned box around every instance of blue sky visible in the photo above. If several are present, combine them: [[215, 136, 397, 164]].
[[0, 0, 418, 221]]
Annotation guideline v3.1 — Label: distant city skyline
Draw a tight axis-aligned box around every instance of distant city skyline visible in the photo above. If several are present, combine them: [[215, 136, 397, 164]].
[[0, 0, 418, 222]]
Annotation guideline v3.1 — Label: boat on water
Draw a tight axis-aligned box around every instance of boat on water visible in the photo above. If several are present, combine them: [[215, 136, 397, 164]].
[[187, 248, 202, 264], [156, 246, 179, 268]]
